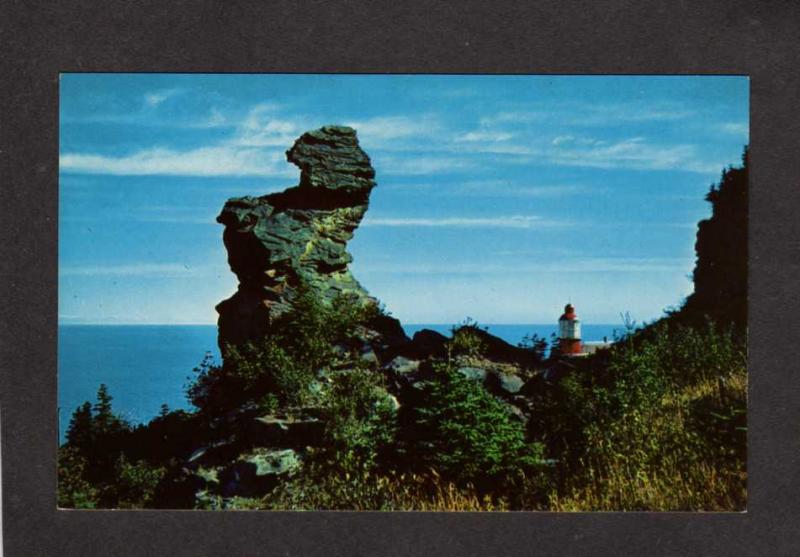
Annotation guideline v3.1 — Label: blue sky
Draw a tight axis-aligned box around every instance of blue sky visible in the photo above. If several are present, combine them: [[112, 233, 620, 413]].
[[59, 74, 748, 325]]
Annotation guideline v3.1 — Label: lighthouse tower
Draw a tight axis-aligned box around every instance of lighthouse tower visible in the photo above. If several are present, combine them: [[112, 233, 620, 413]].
[[558, 303, 583, 355]]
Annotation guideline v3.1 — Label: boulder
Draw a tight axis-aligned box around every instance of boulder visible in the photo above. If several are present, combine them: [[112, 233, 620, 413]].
[[485, 369, 525, 395], [247, 415, 325, 448], [219, 448, 301, 498], [457, 326, 540, 366], [383, 356, 421, 377], [458, 366, 488, 383], [395, 329, 450, 360]]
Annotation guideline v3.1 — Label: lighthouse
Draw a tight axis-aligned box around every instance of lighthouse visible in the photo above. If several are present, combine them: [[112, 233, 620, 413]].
[[558, 303, 582, 355]]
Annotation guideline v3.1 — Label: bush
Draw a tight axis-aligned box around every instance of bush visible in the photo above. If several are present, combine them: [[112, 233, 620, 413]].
[[104, 455, 167, 509], [449, 318, 488, 358], [518, 333, 548, 361], [320, 367, 398, 472], [57, 447, 99, 509], [406, 361, 546, 490], [188, 282, 378, 417], [530, 318, 747, 510], [59, 384, 172, 509]]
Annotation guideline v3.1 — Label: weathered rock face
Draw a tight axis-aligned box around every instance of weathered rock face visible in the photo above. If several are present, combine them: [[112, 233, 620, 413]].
[[216, 126, 383, 351]]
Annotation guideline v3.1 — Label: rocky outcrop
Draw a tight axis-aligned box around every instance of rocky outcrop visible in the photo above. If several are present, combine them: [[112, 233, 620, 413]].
[[684, 148, 748, 326], [216, 125, 406, 352]]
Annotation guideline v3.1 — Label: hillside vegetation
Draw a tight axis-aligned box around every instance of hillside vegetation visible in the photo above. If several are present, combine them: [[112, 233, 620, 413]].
[[58, 148, 748, 511]]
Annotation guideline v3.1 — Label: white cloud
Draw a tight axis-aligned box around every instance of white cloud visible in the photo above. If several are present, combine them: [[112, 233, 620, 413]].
[[345, 116, 438, 144], [551, 135, 604, 147], [455, 130, 513, 143], [233, 104, 304, 147], [551, 135, 574, 146], [375, 155, 473, 176], [60, 263, 198, 277], [720, 122, 749, 136], [189, 108, 231, 129], [60, 146, 296, 177], [358, 256, 691, 275], [546, 137, 721, 172], [479, 111, 548, 126], [454, 182, 590, 198], [483, 102, 694, 128], [362, 215, 563, 229], [144, 88, 182, 107]]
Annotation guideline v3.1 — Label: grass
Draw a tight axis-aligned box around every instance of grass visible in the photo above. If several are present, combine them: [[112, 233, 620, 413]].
[[547, 369, 747, 512]]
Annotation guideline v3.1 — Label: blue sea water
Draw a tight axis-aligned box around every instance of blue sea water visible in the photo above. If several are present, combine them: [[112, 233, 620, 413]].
[[58, 323, 621, 441]]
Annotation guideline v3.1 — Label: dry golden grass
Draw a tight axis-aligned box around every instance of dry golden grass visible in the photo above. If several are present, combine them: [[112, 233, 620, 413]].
[[547, 369, 747, 512]]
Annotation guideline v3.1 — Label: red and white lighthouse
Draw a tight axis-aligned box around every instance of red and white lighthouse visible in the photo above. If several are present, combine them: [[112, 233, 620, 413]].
[[558, 303, 583, 355]]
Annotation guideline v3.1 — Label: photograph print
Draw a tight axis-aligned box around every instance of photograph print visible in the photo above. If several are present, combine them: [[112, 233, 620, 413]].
[[58, 74, 748, 511]]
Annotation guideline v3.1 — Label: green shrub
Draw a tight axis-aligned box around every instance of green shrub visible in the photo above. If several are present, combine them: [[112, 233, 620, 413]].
[[530, 317, 747, 510], [188, 282, 378, 417], [408, 362, 546, 490], [57, 447, 99, 509], [103, 455, 167, 509], [449, 318, 488, 358], [321, 367, 398, 472]]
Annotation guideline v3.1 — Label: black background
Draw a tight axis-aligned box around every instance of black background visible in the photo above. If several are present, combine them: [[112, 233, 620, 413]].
[[1, 1, 799, 555]]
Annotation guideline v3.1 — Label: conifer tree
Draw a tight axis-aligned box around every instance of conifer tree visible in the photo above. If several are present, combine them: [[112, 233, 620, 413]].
[[65, 401, 94, 452]]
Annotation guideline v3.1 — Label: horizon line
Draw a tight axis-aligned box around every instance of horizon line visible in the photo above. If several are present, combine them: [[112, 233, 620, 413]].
[[57, 321, 627, 326]]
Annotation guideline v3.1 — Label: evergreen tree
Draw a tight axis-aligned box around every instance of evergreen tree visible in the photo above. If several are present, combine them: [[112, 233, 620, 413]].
[[65, 401, 94, 453], [93, 384, 115, 435]]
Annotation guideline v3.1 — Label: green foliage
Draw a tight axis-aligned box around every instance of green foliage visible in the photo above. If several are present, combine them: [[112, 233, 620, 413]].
[[188, 282, 378, 417], [320, 368, 398, 471], [408, 362, 545, 489], [449, 318, 488, 358], [59, 383, 174, 509], [57, 447, 98, 509], [530, 318, 747, 510], [65, 401, 94, 453], [106, 455, 167, 509], [518, 333, 548, 361]]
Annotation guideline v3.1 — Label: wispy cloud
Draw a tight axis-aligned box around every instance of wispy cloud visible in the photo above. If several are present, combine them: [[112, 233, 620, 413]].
[[420, 132, 720, 173], [375, 155, 473, 176], [143, 88, 183, 108], [719, 122, 748, 136], [359, 256, 691, 275], [545, 137, 722, 173], [455, 130, 514, 143], [362, 215, 564, 228], [345, 116, 439, 144], [551, 135, 604, 147], [60, 262, 199, 277], [380, 181, 590, 197], [233, 103, 303, 146], [60, 146, 296, 178], [481, 102, 695, 128]]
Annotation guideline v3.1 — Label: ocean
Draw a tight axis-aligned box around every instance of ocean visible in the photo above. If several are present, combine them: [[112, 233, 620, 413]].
[[58, 323, 621, 441]]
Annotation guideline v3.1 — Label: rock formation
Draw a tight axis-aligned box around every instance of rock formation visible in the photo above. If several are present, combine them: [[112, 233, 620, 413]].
[[216, 125, 403, 351], [684, 148, 748, 326]]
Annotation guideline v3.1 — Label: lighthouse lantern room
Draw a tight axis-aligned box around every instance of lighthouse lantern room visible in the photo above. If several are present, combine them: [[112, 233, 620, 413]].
[[558, 303, 583, 355]]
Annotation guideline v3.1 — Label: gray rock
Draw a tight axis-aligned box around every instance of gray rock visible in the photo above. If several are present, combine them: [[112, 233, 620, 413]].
[[219, 448, 301, 498], [458, 366, 488, 383], [384, 356, 421, 376], [248, 414, 325, 448], [359, 345, 379, 366], [487, 370, 525, 395]]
